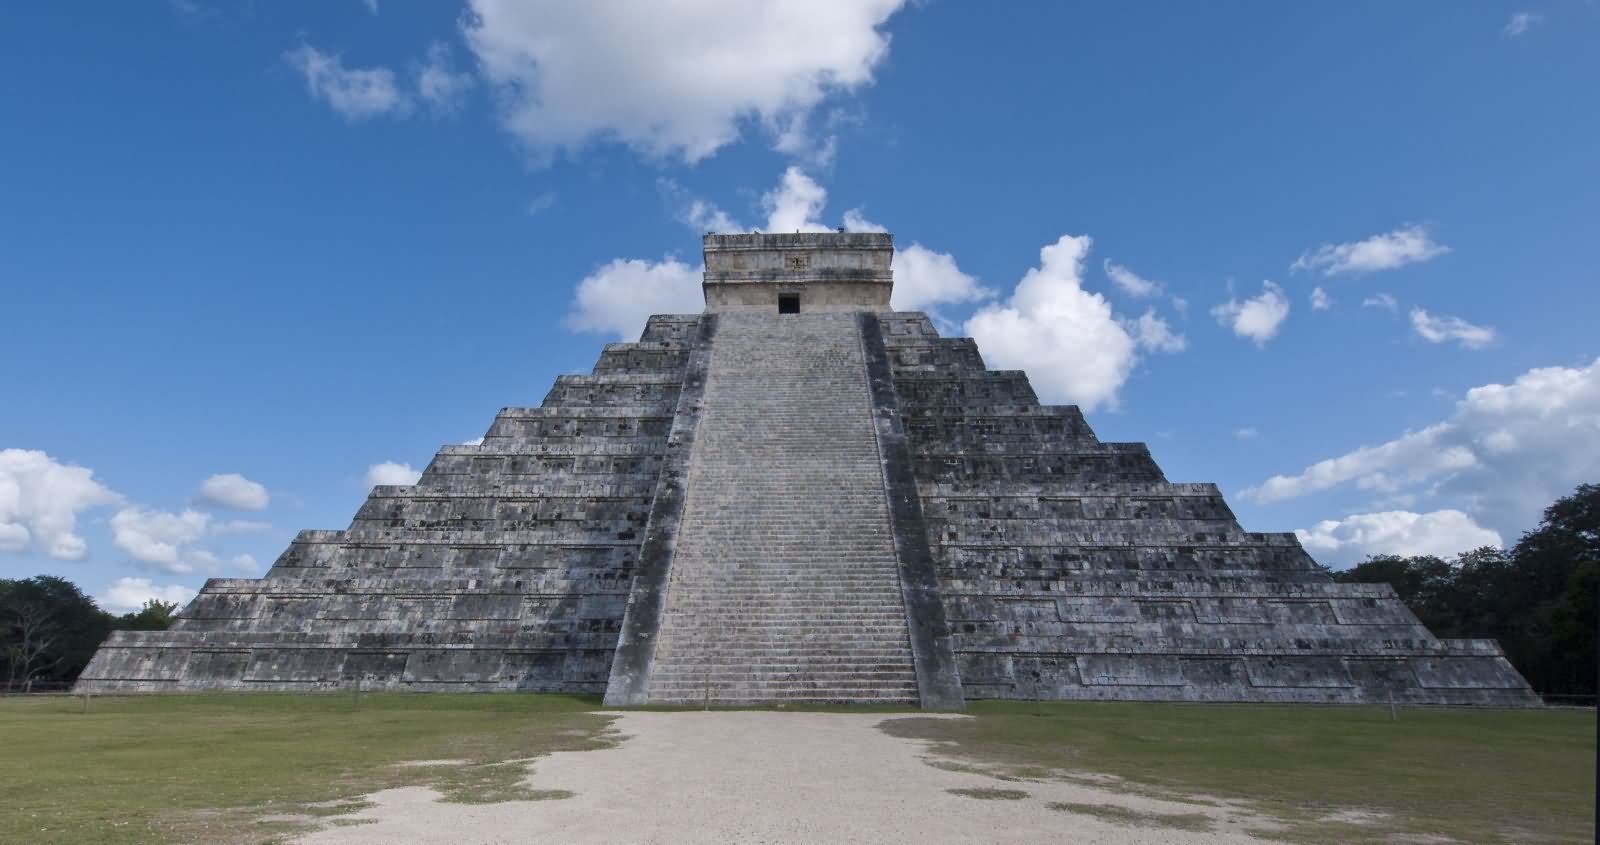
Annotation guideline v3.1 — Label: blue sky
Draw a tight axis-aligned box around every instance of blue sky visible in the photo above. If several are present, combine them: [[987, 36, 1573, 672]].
[[2, 1, 1597, 612]]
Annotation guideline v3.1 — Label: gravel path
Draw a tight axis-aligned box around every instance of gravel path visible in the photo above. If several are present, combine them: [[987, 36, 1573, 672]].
[[292, 711, 1282, 845]]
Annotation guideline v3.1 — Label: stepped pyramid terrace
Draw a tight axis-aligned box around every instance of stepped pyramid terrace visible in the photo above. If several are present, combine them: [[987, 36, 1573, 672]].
[[78, 232, 1539, 708]]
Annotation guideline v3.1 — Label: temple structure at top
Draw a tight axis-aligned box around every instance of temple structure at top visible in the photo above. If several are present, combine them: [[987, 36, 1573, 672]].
[[700, 232, 894, 313], [77, 232, 1539, 708]]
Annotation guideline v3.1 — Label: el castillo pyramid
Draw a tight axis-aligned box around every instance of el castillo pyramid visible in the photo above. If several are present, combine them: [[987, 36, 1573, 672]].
[[78, 233, 1538, 707]]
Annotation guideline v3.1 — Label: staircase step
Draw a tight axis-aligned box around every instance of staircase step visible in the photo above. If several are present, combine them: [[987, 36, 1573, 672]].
[[646, 313, 917, 705]]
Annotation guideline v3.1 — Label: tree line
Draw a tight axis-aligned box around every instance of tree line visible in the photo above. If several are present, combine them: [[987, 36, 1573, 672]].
[[1330, 483, 1598, 699], [0, 576, 177, 692]]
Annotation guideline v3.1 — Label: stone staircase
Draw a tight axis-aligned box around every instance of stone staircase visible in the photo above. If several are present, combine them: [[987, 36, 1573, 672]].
[[647, 312, 918, 704]]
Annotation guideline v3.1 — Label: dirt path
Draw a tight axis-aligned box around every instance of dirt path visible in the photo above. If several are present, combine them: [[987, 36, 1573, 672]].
[[292, 711, 1281, 845]]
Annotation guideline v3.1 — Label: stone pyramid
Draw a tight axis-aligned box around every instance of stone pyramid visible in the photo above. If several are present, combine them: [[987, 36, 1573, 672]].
[[78, 233, 1538, 707]]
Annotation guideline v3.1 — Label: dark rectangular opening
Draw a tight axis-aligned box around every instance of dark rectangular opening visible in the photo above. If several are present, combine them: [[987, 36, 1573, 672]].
[[778, 294, 800, 314]]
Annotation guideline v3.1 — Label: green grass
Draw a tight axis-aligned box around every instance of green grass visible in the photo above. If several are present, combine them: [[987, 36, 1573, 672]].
[[6, 693, 1592, 845], [0, 693, 614, 845], [882, 701, 1596, 845]]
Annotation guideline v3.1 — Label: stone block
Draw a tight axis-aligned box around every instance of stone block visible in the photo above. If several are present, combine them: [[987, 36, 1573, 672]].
[[1410, 656, 1528, 689], [245, 649, 345, 683], [1245, 657, 1353, 688], [1077, 655, 1186, 686]]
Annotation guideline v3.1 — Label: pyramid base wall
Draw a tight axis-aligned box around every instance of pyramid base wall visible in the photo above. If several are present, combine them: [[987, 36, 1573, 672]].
[[79, 642, 1538, 706], [953, 650, 1540, 706], [76, 633, 610, 695]]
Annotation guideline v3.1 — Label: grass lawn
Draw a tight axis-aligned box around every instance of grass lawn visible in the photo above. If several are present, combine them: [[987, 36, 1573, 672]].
[[0, 692, 613, 845], [882, 701, 1596, 845], [4, 694, 1591, 845]]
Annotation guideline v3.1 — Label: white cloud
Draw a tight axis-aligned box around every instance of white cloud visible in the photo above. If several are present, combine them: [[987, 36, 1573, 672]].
[[1298, 509, 1503, 565], [564, 256, 703, 339], [169, 0, 226, 25], [1102, 260, 1161, 298], [1310, 287, 1331, 310], [461, 0, 905, 163], [1235, 427, 1260, 441], [525, 192, 557, 216], [890, 244, 992, 312], [835, 204, 994, 314], [0, 449, 122, 561], [655, 170, 998, 329], [1480, 429, 1518, 454], [362, 0, 379, 15], [1210, 281, 1289, 347], [841, 208, 885, 234], [284, 43, 410, 121], [0, 523, 26, 552], [1291, 225, 1450, 277], [1128, 310, 1187, 353], [772, 117, 839, 169], [183, 550, 258, 574], [670, 168, 836, 234], [683, 197, 742, 234], [110, 507, 213, 573], [1245, 358, 1600, 539], [365, 461, 423, 487], [97, 577, 199, 614], [1410, 308, 1497, 349], [1503, 11, 1543, 37], [761, 167, 833, 233], [211, 519, 272, 535], [662, 177, 743, 233], [197, 473, 269, 511], [415, 43, 474, 114], [964, 235, 1140, 411], [1362, 292, 1399, 312], [1243, 422, 1475, 503], [461, 437, 485, 447], [772, 104, 857, 168]]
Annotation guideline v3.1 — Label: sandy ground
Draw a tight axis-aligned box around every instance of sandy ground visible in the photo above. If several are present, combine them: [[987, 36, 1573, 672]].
[[290, 711, 1285, 845]]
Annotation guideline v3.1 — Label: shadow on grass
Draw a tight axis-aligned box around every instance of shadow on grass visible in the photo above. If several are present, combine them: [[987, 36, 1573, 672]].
[[881, 700, 1595, 845], [0, 692, 613, 845], [947, 786, 1028, 800]]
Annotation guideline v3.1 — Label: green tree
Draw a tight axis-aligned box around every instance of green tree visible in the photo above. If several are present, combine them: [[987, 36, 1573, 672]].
[[116, 599, 180, 631], [0, 576, 114, 691], [1548, 560, 1598, 696], [1507, 484, 1599, 696], [1331, 484, 1599, 698]]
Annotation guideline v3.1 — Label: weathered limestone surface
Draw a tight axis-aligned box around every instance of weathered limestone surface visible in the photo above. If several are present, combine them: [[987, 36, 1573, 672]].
[[76, 315, 707, 693], [78, 232, 1540, 706], [640, 312, 919, 704], [702, 232, 893, 313], [876, 312, 1539, 705]]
